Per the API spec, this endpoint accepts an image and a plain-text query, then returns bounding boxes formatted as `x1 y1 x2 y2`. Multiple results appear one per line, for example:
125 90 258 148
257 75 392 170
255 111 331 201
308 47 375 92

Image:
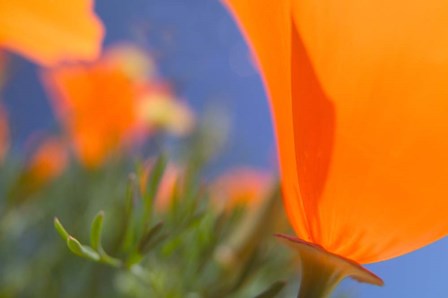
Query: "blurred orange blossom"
210 167 273 212
43 45 194 168
0 0 104 65
223 0 448 268
27 137 68 184
8 137 68 202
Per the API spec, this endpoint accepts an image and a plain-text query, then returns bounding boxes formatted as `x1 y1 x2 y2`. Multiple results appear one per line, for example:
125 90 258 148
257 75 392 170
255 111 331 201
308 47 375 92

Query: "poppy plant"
223 0 448 295
0 0 104 65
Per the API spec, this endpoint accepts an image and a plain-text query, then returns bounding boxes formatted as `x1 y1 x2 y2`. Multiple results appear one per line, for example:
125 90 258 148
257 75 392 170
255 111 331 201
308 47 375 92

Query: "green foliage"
50 159 295 297
0 117 300 297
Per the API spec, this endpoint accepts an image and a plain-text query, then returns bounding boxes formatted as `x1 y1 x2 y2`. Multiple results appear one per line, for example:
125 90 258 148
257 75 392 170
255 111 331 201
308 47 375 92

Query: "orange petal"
0 0 104 65
223 0 312 241
225 0 448 264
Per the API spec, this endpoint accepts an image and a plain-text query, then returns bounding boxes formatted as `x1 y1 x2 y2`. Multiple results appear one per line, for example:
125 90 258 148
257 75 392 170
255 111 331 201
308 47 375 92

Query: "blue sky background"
3 0 448 297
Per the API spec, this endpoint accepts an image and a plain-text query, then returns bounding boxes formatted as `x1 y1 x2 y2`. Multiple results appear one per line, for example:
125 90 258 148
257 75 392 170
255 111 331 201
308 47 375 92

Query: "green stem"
297 255 345 298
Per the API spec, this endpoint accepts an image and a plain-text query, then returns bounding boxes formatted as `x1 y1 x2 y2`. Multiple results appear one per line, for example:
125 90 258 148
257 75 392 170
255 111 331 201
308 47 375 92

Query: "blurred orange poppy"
224 0 448 266
27 137 68 183
210 167 273 212
0 0 104 65
9 137 68 203
43 45 193 168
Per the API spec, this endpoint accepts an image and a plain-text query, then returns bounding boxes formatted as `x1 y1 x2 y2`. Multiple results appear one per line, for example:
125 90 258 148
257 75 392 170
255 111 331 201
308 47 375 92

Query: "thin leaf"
88 211 123 267
90 210 104 251
138 221 165 254
54 217 69 241
121 174 143 253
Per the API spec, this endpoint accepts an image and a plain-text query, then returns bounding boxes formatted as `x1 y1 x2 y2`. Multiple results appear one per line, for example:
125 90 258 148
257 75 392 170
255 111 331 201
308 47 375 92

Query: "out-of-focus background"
2 1 448 297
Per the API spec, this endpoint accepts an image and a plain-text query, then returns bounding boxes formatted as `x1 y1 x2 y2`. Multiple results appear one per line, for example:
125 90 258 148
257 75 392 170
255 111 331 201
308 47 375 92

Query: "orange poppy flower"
43 46 147 167
0 0 104 65
210 167 273 212
223 0 448 267
43 45 192 168
27 137 68 183
9 137 68 203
